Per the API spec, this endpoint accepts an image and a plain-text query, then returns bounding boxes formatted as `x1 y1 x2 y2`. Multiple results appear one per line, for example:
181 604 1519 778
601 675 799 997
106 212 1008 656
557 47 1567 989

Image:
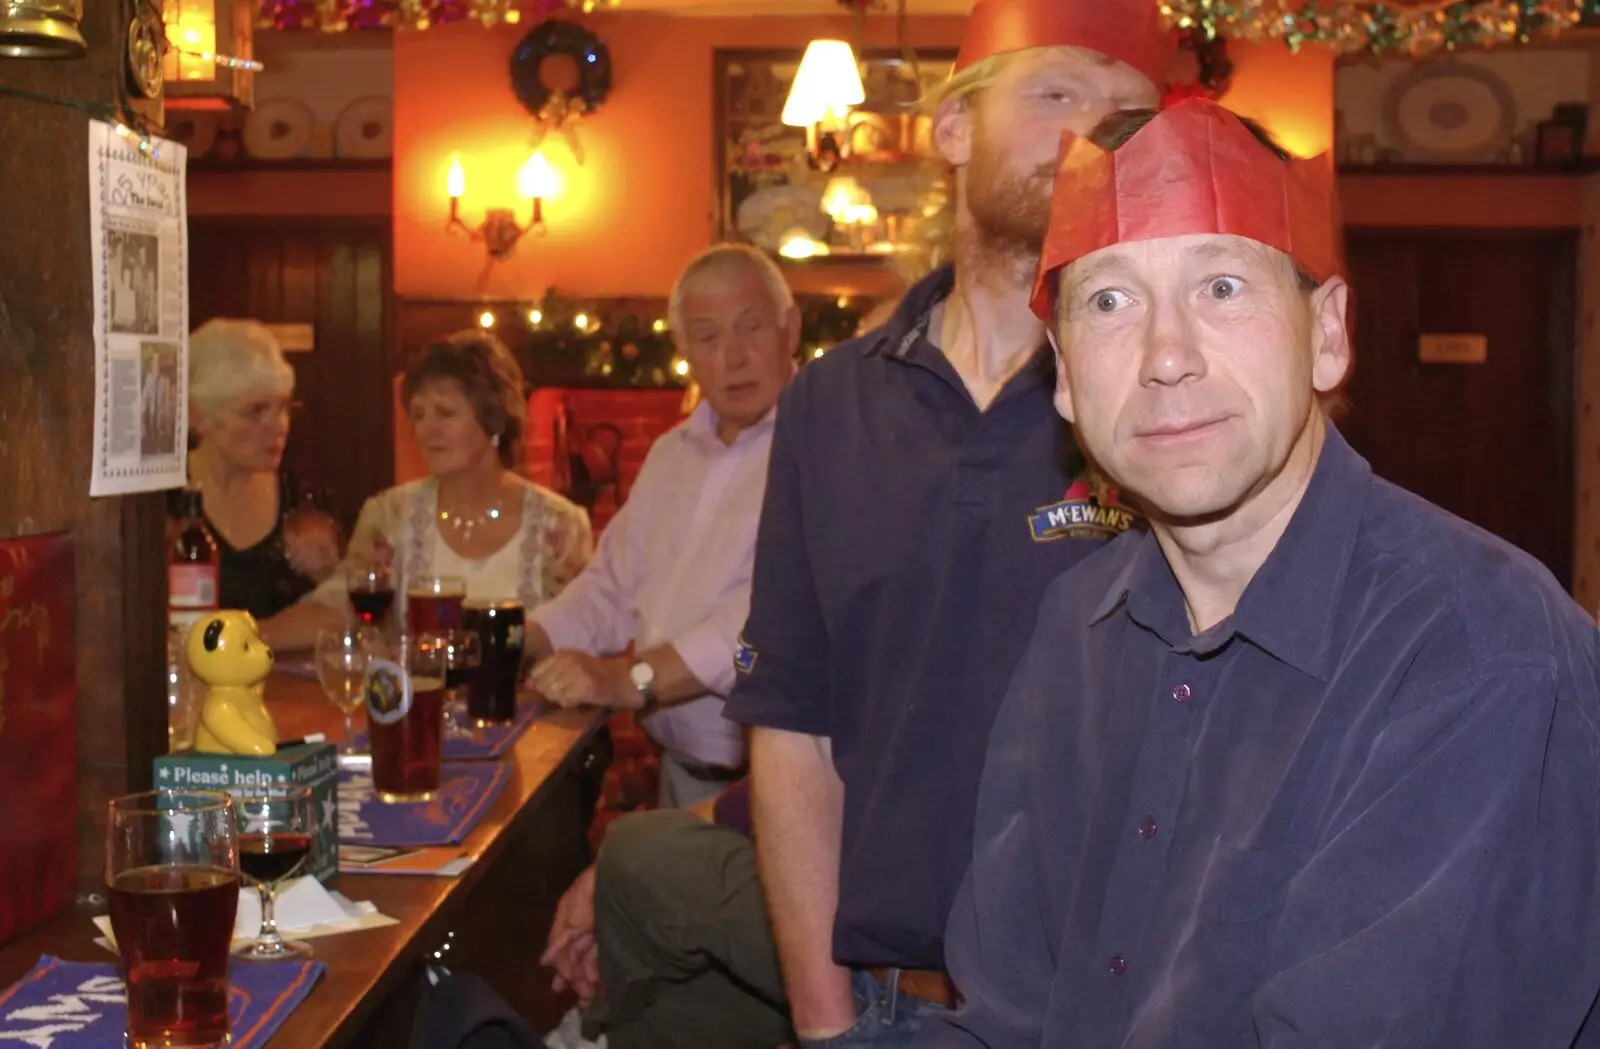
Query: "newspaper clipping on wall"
88 119 189 497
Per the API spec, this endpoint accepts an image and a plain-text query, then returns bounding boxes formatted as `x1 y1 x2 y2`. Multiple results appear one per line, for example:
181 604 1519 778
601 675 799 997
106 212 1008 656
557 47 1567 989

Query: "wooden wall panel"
0 0 168 902
1342 229 1578 588
188 220 396 530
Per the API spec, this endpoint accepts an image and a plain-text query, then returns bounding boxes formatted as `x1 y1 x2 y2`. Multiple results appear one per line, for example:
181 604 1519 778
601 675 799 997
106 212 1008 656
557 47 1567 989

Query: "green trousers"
585 809 794 1049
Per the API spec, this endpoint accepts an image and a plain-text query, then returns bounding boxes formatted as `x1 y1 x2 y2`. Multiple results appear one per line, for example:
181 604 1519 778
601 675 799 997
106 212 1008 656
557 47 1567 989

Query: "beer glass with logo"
463 599 525 724
364 633 447 802
106 790 240 1049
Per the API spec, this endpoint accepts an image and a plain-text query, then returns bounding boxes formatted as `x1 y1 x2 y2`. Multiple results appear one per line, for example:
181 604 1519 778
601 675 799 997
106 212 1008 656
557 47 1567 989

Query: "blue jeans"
799 970 950 1048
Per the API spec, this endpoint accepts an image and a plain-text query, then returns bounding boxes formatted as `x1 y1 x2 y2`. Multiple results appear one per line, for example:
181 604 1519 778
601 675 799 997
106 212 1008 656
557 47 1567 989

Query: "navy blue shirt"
926 427 1600 1049
725 267 1132 969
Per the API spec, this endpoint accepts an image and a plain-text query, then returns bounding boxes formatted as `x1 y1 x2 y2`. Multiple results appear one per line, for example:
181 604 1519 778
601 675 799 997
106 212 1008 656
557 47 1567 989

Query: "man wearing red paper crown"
922 99 1600 1049
725 0 1175 1045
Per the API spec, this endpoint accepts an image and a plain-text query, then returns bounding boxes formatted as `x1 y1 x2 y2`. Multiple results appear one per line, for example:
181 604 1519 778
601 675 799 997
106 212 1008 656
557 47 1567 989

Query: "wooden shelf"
1338 162 1600 176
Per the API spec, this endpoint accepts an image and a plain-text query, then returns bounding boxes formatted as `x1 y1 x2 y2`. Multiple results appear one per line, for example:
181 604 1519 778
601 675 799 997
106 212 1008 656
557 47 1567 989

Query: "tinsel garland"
258 0 616 31
1159 0 1600 56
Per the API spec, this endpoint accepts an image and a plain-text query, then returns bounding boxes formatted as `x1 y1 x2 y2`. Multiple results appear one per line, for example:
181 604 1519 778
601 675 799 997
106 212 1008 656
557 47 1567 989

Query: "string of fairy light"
1159 0 1600 56
472 294 865 364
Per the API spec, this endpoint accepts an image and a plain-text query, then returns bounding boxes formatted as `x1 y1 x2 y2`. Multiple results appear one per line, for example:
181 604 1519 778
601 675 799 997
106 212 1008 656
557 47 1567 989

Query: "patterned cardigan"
309 474 592 613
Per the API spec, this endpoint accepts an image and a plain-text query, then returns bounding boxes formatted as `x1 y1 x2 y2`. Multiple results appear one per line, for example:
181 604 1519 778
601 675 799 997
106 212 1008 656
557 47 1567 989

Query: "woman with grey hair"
177 318 343 619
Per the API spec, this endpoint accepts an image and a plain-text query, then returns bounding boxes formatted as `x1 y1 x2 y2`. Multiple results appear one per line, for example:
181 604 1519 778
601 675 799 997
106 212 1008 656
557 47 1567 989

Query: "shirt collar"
1091 425 1372 680
863 264 1054 396
863 266 955 359
683 398 776 451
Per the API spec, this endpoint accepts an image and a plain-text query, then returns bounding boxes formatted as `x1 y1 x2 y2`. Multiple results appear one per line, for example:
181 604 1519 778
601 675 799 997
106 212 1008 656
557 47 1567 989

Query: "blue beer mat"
441 700 544 760
0 955 323 1049
337 762 510 847
347 700 543 761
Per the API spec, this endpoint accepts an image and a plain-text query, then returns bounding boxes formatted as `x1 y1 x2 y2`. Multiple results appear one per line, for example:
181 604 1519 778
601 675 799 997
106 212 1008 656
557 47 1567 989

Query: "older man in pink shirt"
527 243 799 808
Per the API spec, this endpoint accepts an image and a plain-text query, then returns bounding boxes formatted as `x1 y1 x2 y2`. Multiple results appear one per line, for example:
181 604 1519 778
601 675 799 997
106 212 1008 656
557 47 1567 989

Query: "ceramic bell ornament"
0 0 88 59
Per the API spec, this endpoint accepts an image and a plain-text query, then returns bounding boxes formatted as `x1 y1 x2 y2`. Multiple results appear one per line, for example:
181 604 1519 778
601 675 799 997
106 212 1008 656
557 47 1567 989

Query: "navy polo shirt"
926 427 1600 1049
725 266 1131 970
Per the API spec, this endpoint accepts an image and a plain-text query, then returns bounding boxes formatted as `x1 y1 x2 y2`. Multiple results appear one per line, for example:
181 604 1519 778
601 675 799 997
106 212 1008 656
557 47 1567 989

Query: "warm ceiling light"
782 39 864 128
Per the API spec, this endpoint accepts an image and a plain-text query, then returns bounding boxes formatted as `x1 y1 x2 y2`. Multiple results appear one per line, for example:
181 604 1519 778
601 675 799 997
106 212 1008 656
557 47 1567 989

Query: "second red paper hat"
954 0 1177 87
1029 99 1337 323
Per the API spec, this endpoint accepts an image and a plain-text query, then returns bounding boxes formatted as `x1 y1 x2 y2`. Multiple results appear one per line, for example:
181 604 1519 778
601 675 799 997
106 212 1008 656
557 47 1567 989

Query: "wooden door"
188 219 394 530
1341 229 1577 589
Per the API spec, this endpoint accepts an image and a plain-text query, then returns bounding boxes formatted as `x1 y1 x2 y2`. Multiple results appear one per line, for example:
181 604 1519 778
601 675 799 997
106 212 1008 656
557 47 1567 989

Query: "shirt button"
1172 682 1193 703
1108 955 1127 975
1138 818 1157 840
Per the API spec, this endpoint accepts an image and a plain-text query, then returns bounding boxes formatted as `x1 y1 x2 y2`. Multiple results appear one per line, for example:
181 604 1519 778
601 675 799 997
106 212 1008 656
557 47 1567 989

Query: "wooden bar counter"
0 674 609 1045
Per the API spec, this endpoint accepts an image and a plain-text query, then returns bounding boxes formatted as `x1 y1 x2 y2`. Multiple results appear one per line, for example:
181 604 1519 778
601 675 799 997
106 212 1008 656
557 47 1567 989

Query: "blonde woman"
262 329 592 651
177 319 342 619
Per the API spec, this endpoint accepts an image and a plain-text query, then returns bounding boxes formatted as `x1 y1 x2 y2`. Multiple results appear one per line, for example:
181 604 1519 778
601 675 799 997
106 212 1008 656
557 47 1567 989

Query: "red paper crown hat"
954 0 1178 87
1029 98 1338 322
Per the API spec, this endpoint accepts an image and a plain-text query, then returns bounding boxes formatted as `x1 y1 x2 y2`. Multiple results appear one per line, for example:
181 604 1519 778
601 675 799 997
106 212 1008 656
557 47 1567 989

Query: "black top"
167 471 325 621
927 427 1600 1049
724 267 1138 969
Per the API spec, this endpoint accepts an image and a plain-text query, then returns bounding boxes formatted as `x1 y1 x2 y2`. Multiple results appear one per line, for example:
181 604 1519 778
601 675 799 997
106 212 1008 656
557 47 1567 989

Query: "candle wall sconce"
445 151 562 262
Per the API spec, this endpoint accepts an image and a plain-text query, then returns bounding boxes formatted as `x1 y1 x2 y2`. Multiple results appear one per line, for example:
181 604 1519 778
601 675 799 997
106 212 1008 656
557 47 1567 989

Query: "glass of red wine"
106 790 239 1049
230 785 316 962
348 564 396 630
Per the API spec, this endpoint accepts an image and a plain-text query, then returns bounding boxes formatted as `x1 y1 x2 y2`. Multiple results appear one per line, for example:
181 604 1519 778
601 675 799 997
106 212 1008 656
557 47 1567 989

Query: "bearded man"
724 1 1176 1044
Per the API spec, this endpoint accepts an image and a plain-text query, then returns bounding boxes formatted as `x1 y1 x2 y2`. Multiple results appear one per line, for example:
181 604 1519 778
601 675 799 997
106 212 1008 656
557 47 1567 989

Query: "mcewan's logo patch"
733 634 759 675
1028 473 1140 542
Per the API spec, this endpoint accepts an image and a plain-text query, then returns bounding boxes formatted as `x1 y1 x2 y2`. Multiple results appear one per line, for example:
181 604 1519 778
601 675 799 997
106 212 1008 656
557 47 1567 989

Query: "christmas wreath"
1162 30 1234 107
510 19 613 163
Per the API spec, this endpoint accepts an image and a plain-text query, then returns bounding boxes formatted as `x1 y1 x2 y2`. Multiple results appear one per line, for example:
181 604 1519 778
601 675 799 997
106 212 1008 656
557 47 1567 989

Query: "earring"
492 434 501 448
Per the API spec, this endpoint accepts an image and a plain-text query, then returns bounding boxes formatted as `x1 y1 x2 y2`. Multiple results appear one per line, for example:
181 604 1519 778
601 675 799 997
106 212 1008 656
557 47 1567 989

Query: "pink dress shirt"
530 401 773 767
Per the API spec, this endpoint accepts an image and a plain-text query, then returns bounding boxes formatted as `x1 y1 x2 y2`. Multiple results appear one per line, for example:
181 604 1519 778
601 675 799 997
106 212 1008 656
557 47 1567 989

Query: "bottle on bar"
168 487 219 641
167 488 219 752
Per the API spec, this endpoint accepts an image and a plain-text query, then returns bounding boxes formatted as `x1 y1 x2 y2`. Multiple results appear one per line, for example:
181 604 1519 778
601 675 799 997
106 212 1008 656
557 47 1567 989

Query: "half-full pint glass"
365 633 447 802
105 790 240 1049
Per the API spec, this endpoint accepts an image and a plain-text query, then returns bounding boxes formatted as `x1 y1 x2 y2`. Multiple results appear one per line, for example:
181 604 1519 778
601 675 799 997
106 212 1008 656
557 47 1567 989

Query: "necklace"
438 494 504 539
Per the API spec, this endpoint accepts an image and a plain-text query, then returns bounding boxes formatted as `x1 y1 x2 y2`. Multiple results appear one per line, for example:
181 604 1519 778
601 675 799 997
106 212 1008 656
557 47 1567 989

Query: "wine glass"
348 564 396 631
106 790 239 1049
439 629 482 739
230 785 316 962
317 626 372 755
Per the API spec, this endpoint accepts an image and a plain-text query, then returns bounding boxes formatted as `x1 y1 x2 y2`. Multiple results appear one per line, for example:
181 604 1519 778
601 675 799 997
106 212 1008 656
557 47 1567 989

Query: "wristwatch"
627 660 657 707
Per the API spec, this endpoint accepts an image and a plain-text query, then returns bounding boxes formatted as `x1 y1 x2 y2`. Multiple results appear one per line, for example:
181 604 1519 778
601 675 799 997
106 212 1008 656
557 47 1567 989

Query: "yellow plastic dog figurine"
187 610 277 756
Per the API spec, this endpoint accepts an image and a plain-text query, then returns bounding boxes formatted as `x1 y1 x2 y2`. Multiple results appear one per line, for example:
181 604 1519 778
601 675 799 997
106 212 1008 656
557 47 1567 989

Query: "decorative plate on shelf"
1380 60 1517 162
334 96 393 159
243 98 315 160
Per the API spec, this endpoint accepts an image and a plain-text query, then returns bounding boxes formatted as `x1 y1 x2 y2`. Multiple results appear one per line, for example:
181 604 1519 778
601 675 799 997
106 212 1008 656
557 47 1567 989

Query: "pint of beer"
105 790 239 1049
463 600 524 724
364 634 447 802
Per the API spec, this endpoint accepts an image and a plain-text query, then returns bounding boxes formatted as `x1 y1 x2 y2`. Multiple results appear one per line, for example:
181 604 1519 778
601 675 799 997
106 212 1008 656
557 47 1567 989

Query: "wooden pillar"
0 2 169 895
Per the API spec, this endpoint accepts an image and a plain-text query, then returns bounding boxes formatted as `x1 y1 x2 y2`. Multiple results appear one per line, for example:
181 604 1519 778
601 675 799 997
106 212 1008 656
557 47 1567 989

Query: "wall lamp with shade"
446 150 563 262
781 38 865 173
